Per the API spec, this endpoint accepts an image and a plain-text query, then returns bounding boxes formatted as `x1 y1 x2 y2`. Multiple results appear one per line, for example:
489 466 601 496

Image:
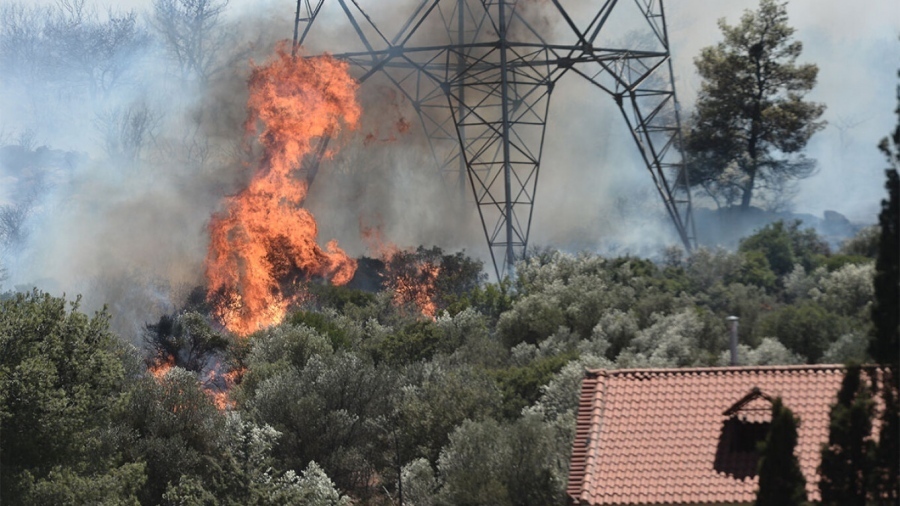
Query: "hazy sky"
21 0 899 221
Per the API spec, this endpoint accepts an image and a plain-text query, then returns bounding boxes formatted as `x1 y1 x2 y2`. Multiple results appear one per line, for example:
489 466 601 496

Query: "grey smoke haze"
1 0 898 337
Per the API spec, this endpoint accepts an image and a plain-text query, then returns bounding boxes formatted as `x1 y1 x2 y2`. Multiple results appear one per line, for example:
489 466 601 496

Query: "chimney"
726 316 739 366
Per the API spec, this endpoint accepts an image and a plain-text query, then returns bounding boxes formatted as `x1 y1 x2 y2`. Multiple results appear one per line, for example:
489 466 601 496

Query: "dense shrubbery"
0 224 883 504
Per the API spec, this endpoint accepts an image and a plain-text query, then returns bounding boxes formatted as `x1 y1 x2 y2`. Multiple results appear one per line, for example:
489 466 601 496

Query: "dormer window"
714 387 775 479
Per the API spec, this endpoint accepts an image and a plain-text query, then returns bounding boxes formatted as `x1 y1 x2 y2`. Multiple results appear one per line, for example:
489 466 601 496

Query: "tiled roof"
566 365 886 506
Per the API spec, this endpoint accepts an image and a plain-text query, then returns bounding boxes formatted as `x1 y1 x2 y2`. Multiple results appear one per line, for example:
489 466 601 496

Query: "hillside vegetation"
0 221 882 505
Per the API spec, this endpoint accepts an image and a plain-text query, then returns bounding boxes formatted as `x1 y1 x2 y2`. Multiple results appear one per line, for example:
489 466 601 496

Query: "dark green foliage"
757 301 847 362
21 462 147 506
870 81 900 504
869 169 899 370
117 369 225 504
246 352 396 498
819 366 875 506
741 223 797 277
737 250 778 291
308 282 377 311
289 310 352 350
450 278 516 321
396 363 502 465
756 398 808 506
375 320 447 365
821 254 872 272
739 220 830 278
436 414 563 506
0 290 133 503
433 249 488 307
840 226 881 259
871 377 899 505
686 0 825 209
491 353 575 419
496 293 566 347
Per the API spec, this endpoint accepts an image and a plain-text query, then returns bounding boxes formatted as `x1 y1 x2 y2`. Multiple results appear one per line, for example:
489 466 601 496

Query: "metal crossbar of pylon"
295 0 696 280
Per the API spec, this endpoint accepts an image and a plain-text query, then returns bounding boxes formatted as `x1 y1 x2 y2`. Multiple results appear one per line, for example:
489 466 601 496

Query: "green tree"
869 76 900 505
687 0 825 209
739 220 829 278
819 366 875 506
756 301 847 363
117 368 225 504
436 414 563 506
756 397 808 506
0 290 138 503
245 351 396 498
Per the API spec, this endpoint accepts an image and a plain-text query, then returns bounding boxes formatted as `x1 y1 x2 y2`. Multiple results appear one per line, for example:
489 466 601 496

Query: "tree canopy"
687 0 826 210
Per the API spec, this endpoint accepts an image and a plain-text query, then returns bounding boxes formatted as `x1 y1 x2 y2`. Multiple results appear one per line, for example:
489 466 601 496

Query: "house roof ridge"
584 363 859 377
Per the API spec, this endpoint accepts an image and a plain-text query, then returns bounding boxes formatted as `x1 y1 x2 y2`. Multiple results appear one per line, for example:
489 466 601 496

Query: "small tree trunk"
740 169 756 210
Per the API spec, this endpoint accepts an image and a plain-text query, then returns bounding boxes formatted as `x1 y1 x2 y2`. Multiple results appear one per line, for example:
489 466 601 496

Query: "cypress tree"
819 366 875 506
871 74 900 369
756 398 808 506
869 74 900 506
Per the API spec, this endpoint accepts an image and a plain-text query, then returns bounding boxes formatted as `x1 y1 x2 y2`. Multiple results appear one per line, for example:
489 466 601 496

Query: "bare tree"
149 0 230 84
45 0 149 98
1 0 148 99
94 101 162 164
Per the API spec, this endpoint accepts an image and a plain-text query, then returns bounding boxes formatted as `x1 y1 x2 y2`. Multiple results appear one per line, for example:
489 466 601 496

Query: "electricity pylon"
296 0 695 279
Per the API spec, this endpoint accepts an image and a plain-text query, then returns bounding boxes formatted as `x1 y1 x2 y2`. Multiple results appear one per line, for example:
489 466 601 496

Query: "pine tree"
687 0 826 210
819 366 875 506
756 398 808 506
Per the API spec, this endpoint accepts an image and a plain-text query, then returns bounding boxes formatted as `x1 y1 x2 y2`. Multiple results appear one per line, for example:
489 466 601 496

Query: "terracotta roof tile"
567 364 891 506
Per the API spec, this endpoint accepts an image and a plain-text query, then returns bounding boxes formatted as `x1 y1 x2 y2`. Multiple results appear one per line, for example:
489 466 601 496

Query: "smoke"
1 0 897 338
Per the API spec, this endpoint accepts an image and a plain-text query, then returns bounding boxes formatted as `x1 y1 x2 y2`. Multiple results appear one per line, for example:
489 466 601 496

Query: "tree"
869 72 900 506
756 397 808 506
0 290 138 503
819 366 875 506
149 0 230 84
144 311 228 373
687 0 825 210
436 414 563 506
738 220 830 277
34 0 148 99
117 367 225 504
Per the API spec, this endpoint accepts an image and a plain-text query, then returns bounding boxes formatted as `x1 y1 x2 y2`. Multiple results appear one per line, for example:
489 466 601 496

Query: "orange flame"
206 44 360 336
203 365 246 411
361 222 442 319
390 259 441 319
148 355 175 380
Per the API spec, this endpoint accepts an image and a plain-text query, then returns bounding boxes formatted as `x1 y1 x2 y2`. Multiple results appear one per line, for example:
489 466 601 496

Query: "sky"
16 0 900 225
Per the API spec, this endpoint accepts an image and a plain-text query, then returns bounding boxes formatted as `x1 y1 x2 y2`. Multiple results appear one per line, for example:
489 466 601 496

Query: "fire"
147 355 245 412
361 223 442 318
204 365 246 411
389 258 441 319
206 44 360 336
148 354 175 379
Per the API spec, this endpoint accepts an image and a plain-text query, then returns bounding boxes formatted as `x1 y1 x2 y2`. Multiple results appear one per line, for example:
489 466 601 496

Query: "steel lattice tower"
295 0 696 279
